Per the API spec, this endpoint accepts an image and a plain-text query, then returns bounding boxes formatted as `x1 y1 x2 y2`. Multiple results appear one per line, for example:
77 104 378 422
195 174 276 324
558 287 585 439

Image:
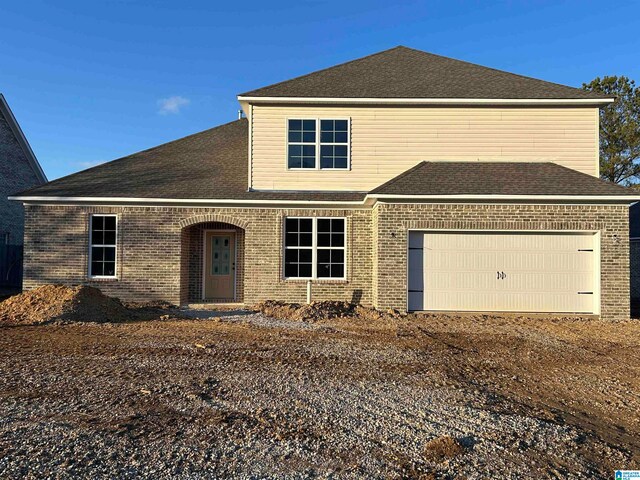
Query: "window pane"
335 120 348 131
285 263 298 278
92 216 104 231
299 263 312 278
285 218 299 232
335 145 347 156
332 219 345 232
317 233 330 247
288 155 301 169
104 231 116 245
104 247 116 262
320 119 333 131
320 131 333 143
317 263 331 278
285 232 298 247
335 132 348 143
104 216 116 230
302 132 315 143
289 131 302 142
289 119 302 130
299 233 312 247
317 219 331 233
285 249 299 264
299 248 312 263
317 249 330 263
302 145 315 156
334 157 348 169
91 261 103 276
299 219 313 232
103 262 116 276
289 145 302 156
92 246 104 261
331 249 344 263
302 119 315 130
92 231 104 245
332 264 344 278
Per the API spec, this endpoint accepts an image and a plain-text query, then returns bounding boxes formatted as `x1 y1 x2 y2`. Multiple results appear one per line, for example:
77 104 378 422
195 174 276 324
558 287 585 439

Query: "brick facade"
23 203 629 320
373 203 629 321
24 205 373 306
0 109 43 246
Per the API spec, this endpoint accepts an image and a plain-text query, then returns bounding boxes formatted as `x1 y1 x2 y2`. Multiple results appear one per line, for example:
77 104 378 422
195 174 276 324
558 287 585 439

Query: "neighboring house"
10 46 639 320
0 94 47 287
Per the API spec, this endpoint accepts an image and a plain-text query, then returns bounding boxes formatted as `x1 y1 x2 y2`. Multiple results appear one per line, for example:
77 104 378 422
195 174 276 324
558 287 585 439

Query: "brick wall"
23 205 373 306
23 203 629 320
373 203 629 321
0 110 43 246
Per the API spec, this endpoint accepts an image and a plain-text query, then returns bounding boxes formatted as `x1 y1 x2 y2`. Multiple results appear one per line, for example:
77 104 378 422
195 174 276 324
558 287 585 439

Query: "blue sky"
1 0 638 180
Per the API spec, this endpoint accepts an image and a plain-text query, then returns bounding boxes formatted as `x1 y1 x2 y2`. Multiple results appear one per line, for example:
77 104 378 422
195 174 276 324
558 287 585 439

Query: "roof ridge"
238 46 406 97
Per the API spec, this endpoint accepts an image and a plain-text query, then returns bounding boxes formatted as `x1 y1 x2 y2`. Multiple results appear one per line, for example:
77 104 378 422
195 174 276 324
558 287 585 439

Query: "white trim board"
238 96 614 106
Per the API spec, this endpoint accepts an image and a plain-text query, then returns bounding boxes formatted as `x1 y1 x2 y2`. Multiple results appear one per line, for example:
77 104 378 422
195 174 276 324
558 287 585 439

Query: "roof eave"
237 96 615 106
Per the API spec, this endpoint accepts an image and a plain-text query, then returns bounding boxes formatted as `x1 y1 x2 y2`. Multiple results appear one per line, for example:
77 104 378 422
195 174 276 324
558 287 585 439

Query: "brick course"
373 203 629 321
23 203 629 320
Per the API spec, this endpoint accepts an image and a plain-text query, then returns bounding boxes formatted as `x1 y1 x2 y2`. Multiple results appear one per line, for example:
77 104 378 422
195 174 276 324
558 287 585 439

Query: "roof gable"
239 46 610 102
0 94 47 184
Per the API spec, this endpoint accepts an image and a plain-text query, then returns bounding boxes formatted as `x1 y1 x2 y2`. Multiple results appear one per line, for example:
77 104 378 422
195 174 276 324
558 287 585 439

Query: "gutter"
237 96 615 107
9 193 640 207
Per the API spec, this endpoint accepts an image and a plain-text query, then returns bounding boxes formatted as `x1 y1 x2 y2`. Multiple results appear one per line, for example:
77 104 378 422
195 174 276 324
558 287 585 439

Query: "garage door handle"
497 271 506 280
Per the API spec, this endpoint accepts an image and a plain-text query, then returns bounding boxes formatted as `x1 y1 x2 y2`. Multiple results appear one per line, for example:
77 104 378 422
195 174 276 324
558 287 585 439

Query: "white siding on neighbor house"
249 105 599 191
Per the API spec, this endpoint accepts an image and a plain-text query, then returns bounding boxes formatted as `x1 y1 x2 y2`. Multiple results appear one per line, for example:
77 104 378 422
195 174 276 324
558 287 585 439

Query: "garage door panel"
410 232 596 314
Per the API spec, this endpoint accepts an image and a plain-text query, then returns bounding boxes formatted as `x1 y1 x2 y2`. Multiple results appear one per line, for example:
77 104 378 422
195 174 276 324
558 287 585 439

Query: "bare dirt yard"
0 294 639 479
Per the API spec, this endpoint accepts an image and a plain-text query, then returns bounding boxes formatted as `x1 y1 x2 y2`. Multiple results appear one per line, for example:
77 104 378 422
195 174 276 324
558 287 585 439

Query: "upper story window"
89 214 117 278
287 118 350 170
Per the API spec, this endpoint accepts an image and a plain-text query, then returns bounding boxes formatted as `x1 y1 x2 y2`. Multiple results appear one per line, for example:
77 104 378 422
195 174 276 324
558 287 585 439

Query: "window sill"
283 278 348 284
87 277 119 283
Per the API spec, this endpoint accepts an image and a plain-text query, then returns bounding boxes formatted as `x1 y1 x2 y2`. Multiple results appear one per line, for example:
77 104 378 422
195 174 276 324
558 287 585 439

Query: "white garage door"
408 231 597 314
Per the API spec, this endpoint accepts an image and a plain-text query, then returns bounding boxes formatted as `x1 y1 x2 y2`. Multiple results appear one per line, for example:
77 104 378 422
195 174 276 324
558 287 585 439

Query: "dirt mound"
0 285 134 325
253 300 397 322
423 436 465 463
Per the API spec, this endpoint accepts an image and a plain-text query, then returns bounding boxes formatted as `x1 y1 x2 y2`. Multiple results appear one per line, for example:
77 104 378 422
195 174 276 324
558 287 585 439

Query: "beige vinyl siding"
250 105 599 191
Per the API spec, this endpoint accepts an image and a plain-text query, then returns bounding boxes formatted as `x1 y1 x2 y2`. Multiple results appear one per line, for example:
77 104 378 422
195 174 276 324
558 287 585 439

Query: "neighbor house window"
284 217 346 279
287 119 350 170
89 214 117 277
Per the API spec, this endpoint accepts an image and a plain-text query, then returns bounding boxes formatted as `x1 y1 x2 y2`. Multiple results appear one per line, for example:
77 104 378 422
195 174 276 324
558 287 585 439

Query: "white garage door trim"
407 229 601 315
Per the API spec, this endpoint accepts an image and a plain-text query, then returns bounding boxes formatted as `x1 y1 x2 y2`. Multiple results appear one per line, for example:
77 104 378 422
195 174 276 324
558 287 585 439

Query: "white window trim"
285 118 351 171
283 217 347 280
88 214 118 279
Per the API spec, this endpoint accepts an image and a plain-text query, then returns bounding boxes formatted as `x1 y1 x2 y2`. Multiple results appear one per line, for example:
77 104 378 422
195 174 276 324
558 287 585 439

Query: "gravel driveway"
0 311 638 479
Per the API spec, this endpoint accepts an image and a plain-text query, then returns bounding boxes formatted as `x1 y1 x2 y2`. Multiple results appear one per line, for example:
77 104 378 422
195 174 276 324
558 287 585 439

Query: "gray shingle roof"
240 46 610 101
15 119 364 202
370 161 634 196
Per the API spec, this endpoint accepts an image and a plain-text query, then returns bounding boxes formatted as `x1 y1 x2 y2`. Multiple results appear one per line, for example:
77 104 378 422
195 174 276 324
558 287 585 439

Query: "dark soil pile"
423 436 465 463
0 285 134 325
253 300 397 322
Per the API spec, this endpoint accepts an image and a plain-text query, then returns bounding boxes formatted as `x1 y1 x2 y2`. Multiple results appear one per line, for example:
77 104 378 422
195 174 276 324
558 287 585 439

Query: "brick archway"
179 214 249 230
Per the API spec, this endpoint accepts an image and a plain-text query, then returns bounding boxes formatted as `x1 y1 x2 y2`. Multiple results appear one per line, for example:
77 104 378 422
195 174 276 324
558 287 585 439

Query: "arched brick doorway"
180 220 246 304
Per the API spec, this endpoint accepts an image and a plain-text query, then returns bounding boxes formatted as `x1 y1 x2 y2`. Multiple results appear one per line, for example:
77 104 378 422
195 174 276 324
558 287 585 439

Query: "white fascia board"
8 195 366 207
11 194 639 207
237 96 615 106
367 194 640 202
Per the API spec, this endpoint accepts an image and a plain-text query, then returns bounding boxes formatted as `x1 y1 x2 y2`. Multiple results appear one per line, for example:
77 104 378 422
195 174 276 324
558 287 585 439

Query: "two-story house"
11 47 638 320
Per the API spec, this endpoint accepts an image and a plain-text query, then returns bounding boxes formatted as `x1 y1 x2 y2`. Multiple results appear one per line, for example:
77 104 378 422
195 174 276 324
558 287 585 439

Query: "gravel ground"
0 310 639 479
